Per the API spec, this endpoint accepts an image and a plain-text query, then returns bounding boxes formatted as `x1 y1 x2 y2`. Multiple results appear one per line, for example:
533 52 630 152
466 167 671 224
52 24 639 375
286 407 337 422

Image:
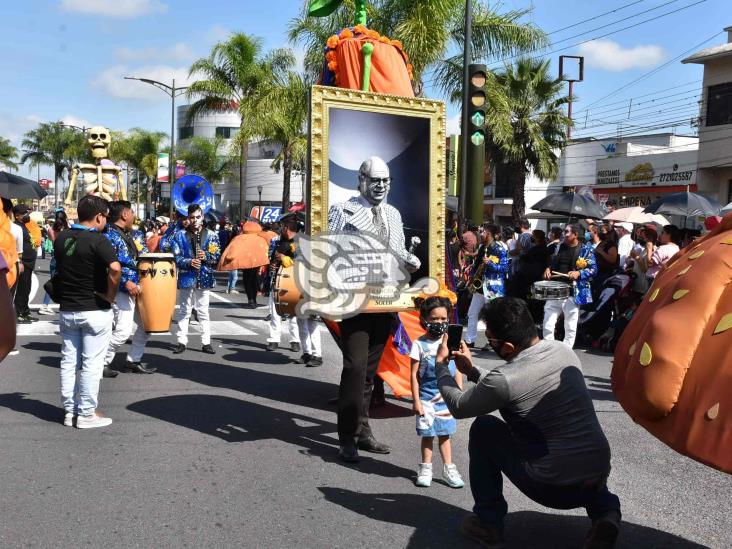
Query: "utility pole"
458 0 473 225
558 56 584 140
124 76 187 218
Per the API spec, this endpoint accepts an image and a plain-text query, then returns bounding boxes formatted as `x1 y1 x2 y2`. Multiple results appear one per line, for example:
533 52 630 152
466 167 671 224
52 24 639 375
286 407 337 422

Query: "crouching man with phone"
434 297 621 549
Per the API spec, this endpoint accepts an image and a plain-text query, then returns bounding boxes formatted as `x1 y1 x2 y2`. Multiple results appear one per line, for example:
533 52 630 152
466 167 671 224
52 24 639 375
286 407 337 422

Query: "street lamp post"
124 76 187 218
257 185 263 220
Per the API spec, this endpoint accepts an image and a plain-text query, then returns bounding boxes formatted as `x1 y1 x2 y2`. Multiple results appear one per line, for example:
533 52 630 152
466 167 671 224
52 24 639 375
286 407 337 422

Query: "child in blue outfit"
410 296 465 488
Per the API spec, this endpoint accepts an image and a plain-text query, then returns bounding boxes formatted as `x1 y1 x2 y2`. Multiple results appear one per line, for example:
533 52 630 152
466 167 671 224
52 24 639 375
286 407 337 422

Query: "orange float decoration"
217 221 272 271
0 208 18 289
612 212 732 473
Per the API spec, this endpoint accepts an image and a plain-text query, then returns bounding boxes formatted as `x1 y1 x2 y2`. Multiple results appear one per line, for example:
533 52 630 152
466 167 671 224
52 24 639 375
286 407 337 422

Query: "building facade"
176 104 303 220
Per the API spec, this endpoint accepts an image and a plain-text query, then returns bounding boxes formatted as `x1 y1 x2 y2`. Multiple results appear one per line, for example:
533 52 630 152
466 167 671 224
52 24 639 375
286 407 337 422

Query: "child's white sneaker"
443 463 465 488
415 463 432 487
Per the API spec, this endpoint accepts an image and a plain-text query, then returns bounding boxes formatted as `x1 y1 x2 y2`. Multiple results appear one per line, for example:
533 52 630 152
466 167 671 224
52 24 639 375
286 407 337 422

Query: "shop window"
178 126 194 140
706 82 732 127
215 127 239 139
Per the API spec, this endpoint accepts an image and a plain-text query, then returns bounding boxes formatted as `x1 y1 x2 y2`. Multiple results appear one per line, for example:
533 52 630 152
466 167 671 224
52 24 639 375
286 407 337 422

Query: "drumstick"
551 271 571 278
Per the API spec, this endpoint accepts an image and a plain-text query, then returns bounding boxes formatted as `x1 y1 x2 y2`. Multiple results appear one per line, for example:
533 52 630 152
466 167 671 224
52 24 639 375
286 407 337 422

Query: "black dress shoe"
201 344 216 354
357 436 391 454
172 343 186 354
16 317 31 325
25 315 40 322
102 367 119 378
126 362 157 374
338 443 359 463
296 353 312 365
290 341 301 353
307 356 323 367
465 342 475 349
265 342 278 351
248 299 258 308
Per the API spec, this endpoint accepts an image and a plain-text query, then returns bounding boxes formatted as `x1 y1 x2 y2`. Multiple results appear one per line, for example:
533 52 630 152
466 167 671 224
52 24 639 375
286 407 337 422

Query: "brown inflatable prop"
612 213 732 473
0 209 18 288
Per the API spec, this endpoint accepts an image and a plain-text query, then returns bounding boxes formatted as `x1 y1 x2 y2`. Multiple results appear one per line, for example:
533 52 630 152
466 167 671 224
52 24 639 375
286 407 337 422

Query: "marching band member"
542 224 597 349
265 213 303 355
464 224 509 348
101 200 155 376
171 204 221 355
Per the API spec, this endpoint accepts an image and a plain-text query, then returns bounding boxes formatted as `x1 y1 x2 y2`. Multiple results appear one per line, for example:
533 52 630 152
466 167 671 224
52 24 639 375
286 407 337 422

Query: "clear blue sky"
1 0 729 181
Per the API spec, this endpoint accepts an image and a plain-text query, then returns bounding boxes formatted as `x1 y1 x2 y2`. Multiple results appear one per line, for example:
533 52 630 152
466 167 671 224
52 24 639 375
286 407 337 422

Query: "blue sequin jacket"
171 228 221 289
470 242 510 298
103 225 148 292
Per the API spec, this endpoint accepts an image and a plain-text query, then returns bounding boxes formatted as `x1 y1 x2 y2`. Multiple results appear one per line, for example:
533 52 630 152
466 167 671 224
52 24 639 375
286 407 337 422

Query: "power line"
571 81 701 115
573 89 701 119
546 0 647 34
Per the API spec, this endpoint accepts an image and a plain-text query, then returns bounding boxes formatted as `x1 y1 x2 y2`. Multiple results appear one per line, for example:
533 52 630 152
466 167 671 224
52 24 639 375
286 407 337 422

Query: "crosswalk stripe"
16 320 259 337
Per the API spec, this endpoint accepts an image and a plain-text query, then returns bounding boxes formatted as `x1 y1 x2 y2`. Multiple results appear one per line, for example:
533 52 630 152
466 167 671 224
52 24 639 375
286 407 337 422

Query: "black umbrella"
531 192 606 220
643 191 721 218
204 209 225 223
0 171 48 199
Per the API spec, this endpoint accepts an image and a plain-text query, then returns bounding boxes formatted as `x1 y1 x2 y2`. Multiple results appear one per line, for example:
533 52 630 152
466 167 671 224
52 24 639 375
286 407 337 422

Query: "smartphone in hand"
447 324 464 352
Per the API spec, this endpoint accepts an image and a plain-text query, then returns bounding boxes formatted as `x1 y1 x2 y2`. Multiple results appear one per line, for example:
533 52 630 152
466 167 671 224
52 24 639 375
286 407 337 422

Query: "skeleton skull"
88 126 111 159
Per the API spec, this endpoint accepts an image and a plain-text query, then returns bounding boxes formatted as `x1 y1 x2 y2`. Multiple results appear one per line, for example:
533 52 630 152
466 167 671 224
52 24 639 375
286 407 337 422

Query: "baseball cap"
13 204 30 215
616 222 633 233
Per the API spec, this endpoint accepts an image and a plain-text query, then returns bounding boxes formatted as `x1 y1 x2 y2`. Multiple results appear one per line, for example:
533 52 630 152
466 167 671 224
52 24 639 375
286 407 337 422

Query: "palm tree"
186 33 294 219
178 136 232 185
20 122 78 208
289 0 546 97
0 137 18 170
485 58 571 224
240 70 309 210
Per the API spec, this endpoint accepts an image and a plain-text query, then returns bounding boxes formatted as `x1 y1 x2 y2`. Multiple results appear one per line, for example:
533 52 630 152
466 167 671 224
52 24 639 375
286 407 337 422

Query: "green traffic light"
471 111 485 127
471 131 485 146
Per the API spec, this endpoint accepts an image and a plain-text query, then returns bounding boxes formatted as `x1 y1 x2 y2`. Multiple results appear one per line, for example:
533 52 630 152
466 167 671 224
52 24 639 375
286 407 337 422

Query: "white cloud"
115 42 193 63
60 114 93 129
446 114 461 136
92 64 193 100
578 39 665 72
207 25 231 43
60 0 167 17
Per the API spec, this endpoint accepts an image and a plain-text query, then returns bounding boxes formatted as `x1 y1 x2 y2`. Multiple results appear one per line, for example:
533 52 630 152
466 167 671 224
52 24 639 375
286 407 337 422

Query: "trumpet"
468 262 486 294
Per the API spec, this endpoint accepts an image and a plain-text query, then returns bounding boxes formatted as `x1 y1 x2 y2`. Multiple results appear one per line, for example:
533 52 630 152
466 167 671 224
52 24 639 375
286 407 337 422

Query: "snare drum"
531 280 573 301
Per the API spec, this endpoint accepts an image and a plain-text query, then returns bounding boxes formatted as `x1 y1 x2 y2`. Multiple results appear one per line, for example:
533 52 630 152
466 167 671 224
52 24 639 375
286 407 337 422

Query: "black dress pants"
14 262 33 317
337 313 392 444
242 267 259 302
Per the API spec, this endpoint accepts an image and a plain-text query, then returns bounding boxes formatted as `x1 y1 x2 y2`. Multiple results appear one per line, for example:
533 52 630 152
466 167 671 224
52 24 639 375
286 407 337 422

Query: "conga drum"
274 265 301 317
137 253 177 333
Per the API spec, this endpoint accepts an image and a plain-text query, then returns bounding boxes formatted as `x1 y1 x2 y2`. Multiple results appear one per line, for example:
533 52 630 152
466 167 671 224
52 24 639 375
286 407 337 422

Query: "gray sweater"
436 339 611 485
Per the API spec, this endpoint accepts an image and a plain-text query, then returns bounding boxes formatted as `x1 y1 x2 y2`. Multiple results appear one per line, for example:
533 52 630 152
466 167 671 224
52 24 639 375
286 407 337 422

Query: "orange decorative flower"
327 60 338 72
326 35 339 49
407 63 414 79
391 39 403 50
378 35 390 44
326 50 337 62
367 29 380 39
353 24 368 35
339 28 354 40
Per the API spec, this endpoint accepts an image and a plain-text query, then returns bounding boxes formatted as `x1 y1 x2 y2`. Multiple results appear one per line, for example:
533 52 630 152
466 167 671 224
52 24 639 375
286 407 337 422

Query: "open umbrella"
603 206 669 226
531 192 606 220
0 171 48 199
643 191 721 218
721 202 732 216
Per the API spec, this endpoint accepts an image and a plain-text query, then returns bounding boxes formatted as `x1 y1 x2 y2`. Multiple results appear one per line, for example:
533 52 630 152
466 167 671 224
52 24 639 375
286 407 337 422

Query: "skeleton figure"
65 126 126 204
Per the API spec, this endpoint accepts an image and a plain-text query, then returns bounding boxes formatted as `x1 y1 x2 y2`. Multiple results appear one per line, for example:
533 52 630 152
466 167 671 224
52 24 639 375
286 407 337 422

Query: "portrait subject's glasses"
369 177 391 185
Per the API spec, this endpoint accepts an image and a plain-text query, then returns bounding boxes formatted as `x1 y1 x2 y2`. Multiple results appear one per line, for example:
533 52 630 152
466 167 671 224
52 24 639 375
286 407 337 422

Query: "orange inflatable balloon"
612 212 732 473
0 209 18 288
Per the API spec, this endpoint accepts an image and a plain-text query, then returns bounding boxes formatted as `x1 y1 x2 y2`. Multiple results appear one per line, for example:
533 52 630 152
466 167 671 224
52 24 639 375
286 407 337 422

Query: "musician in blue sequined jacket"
171 217 221 289
104 220 148 293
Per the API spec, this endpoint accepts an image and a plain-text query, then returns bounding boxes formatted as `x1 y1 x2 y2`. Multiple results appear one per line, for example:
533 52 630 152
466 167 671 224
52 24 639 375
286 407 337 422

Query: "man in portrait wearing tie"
328 156 420 462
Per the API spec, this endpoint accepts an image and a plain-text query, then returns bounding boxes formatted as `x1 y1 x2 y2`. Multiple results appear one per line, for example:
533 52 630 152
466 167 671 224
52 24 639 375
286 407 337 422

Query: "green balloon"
308 0 343 17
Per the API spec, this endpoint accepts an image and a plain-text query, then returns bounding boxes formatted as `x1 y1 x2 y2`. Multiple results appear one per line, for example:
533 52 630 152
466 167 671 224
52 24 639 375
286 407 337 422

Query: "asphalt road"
0 258 729 548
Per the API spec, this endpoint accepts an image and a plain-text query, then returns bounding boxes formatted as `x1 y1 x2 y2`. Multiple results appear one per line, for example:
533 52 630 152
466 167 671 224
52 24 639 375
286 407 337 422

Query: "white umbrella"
721 202 732 216
603 206 669 226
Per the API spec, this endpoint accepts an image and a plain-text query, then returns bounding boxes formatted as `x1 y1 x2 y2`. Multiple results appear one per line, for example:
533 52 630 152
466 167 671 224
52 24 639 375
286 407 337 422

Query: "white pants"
104 291 150 366
297 316 322 357
176 288 211 345
466 292 489 344
542 297 580 349
267 292 299 344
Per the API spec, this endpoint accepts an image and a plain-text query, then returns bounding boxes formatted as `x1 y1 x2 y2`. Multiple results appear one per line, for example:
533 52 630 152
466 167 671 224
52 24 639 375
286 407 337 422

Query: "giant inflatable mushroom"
612 213 732 473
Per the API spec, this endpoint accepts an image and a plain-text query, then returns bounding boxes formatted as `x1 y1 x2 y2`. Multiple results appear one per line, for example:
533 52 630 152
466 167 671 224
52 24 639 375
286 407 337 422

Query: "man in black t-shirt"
12 204 37 323
54 195 121 429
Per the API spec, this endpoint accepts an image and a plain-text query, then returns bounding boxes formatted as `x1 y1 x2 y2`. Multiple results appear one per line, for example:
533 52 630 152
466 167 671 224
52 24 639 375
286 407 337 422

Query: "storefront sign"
594 150 697 189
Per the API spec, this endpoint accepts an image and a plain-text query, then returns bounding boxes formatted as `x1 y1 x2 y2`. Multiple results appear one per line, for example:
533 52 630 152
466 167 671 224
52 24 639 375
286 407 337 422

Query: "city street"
0 259 729 548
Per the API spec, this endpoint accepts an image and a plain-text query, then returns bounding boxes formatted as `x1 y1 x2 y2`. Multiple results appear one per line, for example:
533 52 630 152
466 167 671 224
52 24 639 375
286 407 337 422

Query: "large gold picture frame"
308 85 447 283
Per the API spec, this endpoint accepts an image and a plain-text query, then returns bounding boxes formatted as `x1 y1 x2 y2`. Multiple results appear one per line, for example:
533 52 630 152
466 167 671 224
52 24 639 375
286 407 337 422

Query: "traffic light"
467 64 487 224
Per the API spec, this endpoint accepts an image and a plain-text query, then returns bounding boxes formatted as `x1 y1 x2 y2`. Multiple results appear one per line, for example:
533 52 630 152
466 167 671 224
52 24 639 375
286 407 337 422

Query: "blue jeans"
59 309 113 417
469 416 621 527
227 269 238 291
